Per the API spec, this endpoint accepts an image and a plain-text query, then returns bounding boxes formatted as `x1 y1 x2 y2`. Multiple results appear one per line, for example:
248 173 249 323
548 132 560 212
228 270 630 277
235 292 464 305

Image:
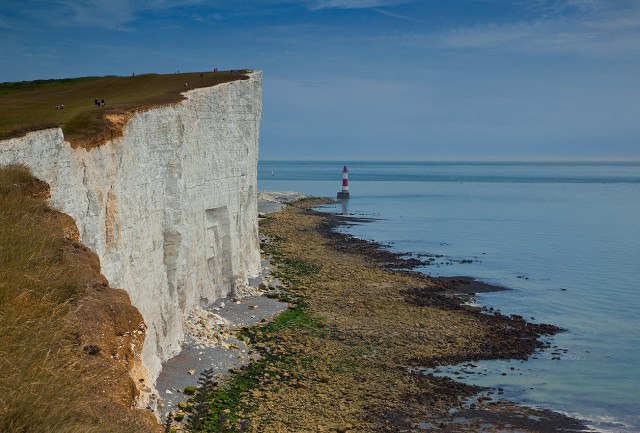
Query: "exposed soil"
236 198 589 433
5 174 160 432
51 187 162 431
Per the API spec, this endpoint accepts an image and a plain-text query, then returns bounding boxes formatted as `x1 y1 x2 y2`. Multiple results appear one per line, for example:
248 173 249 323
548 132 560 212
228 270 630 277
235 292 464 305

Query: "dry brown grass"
0 164 159 433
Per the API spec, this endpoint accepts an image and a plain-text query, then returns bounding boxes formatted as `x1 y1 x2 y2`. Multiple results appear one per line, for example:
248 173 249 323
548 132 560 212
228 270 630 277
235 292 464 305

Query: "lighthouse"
337 165 350 199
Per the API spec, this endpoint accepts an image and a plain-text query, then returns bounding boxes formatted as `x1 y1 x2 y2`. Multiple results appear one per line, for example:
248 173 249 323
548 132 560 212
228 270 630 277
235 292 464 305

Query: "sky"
1 0 639 160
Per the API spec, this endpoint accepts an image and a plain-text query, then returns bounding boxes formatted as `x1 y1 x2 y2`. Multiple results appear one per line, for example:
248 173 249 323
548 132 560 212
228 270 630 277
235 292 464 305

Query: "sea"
258 160 640 433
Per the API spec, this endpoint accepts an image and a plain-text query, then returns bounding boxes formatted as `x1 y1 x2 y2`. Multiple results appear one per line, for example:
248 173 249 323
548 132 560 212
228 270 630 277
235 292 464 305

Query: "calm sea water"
258 160 640 433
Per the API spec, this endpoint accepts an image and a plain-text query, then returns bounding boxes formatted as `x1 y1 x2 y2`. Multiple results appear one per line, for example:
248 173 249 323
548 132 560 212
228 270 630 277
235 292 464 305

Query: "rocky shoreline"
236 197 590 432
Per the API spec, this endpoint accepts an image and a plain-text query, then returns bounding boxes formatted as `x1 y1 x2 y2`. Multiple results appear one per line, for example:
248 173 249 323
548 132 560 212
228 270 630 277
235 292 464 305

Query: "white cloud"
415 1 640 59
372 7 421 22
57 0 137 29
8 0 211 30
310 0 409 11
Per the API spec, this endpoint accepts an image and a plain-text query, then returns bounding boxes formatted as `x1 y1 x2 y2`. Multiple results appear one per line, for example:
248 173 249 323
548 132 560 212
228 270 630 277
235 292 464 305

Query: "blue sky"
1 0 639 160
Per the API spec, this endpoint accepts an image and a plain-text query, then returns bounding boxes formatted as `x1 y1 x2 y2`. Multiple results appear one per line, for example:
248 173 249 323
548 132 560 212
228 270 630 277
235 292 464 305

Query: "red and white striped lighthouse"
337 165 350 199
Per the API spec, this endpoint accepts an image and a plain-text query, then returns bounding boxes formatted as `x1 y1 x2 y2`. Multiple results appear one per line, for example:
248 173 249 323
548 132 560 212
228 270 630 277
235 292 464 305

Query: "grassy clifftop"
0 70 249 147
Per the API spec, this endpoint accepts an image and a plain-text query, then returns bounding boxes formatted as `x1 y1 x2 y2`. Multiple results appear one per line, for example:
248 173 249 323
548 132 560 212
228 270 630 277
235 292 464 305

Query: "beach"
258 160 640 432
231 197 589 432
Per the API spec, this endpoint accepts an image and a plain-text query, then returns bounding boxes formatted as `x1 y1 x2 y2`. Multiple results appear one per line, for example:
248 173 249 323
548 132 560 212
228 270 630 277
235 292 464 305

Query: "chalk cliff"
0 71 262 381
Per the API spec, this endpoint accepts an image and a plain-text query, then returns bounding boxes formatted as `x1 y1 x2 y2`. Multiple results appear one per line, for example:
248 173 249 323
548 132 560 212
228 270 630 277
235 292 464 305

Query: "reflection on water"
339 198 349 215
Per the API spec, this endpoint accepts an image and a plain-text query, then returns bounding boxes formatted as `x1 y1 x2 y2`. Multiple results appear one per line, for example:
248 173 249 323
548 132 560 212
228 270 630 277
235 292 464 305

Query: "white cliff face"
0 72 262 380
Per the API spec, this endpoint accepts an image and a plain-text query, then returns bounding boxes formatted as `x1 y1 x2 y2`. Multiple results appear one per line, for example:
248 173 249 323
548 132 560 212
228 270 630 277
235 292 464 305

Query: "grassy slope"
0 70 248 143
0 165 160 433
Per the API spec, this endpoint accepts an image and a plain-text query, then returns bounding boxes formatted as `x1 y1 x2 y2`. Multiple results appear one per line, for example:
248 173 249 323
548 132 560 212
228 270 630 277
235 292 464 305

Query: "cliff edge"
0 165 160 432
0 71 263 382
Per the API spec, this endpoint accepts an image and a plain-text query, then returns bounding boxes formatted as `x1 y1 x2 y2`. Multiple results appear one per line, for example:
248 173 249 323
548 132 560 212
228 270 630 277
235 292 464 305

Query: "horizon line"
259 156 640 163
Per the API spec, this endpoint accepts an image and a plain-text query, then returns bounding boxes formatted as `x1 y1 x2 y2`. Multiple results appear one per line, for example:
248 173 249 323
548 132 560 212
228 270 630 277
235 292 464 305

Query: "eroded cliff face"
0 71 262 381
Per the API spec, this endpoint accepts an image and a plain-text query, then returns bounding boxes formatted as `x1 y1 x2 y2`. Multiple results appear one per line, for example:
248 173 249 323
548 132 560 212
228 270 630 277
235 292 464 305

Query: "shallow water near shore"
258 160 640 433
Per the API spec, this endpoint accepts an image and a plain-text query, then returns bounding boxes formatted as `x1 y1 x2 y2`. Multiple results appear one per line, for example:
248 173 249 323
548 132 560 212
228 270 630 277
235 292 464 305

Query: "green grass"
0 70 249 143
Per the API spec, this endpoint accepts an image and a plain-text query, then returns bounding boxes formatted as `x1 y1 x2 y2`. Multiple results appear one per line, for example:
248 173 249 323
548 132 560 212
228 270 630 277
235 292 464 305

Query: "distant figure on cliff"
184 82 189 88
